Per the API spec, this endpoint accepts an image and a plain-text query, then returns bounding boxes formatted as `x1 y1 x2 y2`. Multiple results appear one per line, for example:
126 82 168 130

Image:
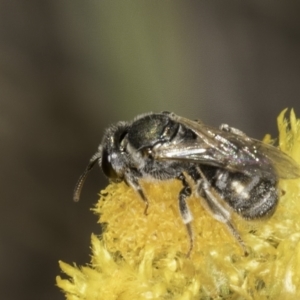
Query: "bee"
74 111 300 256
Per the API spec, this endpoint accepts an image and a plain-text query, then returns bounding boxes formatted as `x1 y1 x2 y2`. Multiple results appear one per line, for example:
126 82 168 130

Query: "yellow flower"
57 109 300 299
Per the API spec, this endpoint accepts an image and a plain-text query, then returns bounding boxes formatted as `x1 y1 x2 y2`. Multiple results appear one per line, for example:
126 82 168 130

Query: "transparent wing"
251 139 300 179
153 113 300 179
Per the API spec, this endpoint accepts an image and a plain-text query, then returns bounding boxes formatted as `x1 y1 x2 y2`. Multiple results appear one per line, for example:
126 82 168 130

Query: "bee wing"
154 113 300 179
251 139 300 179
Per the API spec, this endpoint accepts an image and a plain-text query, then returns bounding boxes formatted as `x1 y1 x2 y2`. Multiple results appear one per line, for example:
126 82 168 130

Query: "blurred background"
1 1 300 299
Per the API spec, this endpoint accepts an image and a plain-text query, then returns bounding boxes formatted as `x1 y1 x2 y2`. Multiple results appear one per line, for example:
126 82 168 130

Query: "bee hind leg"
219 124 250 140
196 170 249 255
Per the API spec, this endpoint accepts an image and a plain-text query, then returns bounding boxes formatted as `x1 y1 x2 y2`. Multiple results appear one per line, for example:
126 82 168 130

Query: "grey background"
1 1 300 299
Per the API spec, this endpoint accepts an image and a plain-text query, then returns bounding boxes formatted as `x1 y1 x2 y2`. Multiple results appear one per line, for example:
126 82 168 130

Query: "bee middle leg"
177 173 194 257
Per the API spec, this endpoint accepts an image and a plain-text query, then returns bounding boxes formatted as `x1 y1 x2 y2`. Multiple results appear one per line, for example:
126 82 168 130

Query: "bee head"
73 121 130 202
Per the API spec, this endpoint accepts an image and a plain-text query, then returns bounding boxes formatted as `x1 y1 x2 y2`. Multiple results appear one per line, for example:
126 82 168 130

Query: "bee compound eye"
101 148 119 179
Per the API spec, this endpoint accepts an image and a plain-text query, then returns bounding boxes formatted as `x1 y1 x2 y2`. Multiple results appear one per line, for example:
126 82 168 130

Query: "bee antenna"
73 152 102 202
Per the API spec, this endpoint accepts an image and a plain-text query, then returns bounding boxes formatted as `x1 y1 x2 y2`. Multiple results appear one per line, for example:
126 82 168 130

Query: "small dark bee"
74 112 300 256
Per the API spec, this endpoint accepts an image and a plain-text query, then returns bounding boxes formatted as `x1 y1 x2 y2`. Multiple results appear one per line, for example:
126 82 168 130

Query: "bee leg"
177 173 194 257
196 173 248 255
124 170 149 215
219 124 249 139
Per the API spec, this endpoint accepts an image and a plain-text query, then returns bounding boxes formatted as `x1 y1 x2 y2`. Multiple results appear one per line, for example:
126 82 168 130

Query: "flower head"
57 109 300 299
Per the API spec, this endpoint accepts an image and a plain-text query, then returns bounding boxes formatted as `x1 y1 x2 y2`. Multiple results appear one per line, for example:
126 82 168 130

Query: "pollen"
57 109 300 299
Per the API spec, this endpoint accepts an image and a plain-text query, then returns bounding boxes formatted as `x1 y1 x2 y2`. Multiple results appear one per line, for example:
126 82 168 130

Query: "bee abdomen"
215 170 279 220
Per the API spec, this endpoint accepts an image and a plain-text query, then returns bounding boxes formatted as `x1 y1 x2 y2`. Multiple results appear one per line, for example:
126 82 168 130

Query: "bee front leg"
196 170 248 255
124 170 149 215
177 173 194 257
